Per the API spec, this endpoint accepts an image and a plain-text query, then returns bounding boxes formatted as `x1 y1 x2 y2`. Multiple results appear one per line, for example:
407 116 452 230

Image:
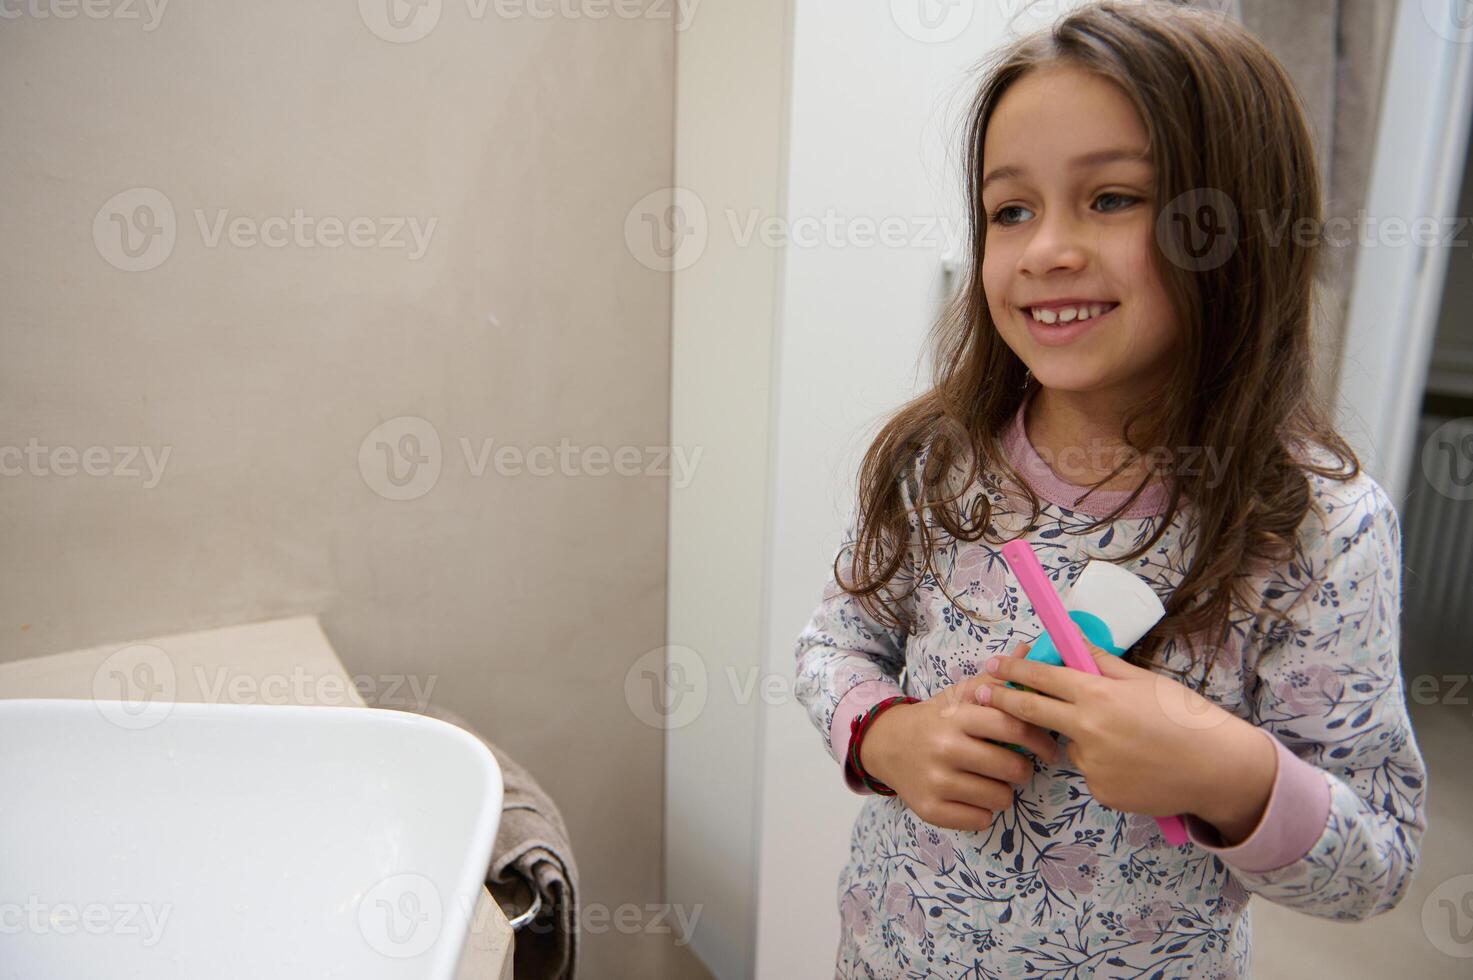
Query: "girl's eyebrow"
981 147 1151 194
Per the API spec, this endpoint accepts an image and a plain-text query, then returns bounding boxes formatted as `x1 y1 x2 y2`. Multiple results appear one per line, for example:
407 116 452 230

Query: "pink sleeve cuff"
830 679 907 795
1184 728 1331 873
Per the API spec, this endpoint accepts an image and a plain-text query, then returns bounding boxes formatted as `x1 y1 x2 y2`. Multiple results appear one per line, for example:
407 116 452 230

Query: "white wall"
666 2 791 978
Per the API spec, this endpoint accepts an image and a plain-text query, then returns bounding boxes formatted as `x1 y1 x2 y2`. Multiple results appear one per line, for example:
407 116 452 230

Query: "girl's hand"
861 644 1063 834
974 641 1276 839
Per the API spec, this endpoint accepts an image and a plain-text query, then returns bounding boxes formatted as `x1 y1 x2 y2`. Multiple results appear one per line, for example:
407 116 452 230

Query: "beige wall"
0 3 688 975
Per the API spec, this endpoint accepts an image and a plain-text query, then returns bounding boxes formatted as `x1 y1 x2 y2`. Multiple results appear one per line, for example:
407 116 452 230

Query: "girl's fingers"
976 681 1078 738
972 642 1032 693
982 653 1091 703
954 735 1043 786
956 704 1060 763
930 800 996 833
970 642 1034 691
941 769 1019 813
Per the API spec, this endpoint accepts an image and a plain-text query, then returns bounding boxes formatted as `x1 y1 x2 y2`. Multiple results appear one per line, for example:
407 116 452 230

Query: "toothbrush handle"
1000 541 1189 847
1000 540 1100 676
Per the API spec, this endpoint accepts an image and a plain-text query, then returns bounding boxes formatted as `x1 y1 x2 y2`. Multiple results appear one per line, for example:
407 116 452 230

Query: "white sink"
0 698 503 980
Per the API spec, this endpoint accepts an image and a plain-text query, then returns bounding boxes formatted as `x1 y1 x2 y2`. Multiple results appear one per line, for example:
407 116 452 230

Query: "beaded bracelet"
846 695 920 796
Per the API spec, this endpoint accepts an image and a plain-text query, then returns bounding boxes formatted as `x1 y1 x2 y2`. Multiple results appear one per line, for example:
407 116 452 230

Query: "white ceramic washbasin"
0 698 503 980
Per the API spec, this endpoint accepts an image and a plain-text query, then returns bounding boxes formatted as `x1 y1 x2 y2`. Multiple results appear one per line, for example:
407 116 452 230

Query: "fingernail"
975 684 991 705
985 657 1001 674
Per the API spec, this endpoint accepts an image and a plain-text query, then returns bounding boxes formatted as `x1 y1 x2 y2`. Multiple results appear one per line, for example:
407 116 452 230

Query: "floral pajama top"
794 394 1428 978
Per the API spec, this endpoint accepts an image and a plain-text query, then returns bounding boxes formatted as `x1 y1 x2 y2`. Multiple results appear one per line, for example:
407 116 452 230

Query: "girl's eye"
1094 192 1140 213
988 205 1031 227
987 193 1140 228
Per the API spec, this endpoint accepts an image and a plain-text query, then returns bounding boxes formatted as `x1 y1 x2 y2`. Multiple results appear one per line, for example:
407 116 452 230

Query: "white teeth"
1030 303 1114 324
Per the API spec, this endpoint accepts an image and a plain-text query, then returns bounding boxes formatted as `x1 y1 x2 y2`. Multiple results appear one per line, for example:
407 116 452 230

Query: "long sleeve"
794 480 920 795
1182 475 1428 921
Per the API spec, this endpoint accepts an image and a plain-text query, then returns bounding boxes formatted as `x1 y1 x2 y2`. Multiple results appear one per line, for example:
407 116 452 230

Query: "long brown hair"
837 0 1358 675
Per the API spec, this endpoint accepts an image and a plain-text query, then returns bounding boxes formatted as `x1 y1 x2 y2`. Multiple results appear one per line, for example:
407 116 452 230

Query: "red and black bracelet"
846 695 920 796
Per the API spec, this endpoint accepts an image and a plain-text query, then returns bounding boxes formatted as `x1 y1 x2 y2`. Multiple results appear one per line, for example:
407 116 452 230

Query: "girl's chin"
1026 365 1115 393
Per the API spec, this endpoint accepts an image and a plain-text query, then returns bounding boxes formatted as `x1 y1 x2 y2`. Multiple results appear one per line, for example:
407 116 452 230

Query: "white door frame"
1337 0 1473 506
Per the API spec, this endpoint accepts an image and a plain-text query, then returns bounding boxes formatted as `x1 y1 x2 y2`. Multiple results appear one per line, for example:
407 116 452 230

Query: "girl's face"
980 64 1181 399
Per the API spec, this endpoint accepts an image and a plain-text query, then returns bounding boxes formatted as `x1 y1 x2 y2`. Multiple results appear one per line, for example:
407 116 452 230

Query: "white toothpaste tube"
1024 560 1166 667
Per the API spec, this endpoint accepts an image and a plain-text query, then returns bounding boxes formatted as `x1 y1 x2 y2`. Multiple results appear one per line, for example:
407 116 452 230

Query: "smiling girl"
793 2 1428 976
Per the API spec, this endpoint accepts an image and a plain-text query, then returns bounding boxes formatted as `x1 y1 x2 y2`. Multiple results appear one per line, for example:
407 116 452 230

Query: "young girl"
793 3 1428 976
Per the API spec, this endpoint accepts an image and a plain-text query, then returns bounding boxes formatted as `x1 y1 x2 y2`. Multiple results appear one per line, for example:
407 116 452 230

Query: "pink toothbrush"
1000 540 1190 847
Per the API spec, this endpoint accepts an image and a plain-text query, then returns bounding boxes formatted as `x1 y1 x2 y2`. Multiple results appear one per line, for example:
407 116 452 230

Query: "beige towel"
402 702 579 980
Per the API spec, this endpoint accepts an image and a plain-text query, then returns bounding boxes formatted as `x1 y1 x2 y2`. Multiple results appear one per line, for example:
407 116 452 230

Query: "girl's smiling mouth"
1022 300 1119 346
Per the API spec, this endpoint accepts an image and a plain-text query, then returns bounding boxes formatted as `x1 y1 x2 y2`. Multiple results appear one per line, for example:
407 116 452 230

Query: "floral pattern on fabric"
796 447 1427 979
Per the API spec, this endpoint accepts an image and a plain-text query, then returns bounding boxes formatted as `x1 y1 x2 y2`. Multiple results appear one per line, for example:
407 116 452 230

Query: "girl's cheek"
980 264 1013 328
1110 221 1155 286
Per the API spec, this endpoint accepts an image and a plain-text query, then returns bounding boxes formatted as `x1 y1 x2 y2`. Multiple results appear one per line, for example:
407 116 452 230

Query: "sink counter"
0 616 514 980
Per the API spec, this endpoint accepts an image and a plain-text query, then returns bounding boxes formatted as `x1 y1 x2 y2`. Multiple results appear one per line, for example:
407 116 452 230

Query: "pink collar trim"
999 388 1171 519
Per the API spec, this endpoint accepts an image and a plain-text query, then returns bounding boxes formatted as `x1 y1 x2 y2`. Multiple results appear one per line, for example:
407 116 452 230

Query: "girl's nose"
1018 215 1089 277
